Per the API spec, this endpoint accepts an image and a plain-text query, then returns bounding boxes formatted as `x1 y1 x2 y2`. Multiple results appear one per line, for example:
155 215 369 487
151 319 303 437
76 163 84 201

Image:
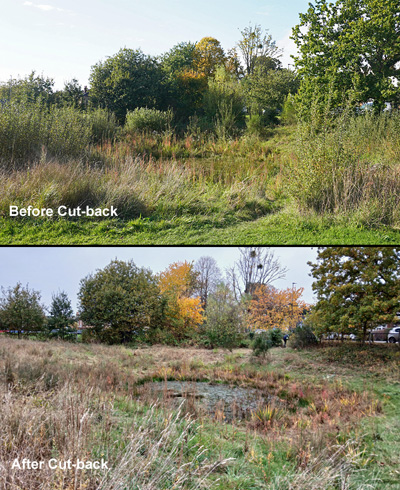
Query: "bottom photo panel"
0 246 399 490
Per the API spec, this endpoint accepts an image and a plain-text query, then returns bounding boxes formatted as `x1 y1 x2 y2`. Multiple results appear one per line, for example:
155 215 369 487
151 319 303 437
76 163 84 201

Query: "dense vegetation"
0 3 399 244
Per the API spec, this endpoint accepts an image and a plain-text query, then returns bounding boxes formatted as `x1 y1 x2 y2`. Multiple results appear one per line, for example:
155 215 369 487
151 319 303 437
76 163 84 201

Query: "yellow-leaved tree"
193 37 226 77
249 285 308 332
158 261 204 340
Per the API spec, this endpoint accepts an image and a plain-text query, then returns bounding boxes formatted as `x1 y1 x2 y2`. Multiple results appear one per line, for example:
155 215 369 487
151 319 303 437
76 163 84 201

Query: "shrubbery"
0 102 118 167
290 325 319 349
125 107 173 133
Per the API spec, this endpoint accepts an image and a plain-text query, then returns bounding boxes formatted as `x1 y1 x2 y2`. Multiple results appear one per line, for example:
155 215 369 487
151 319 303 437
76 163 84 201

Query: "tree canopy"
292 0 400 115
309 247 400 340
0 283 46 338
89 48 164 122
78 259 165 343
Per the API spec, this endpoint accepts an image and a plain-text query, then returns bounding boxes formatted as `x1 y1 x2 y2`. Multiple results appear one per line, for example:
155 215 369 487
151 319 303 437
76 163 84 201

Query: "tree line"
0 25 298 136
2 0 398 136
1 247 400 348
0 248 307 349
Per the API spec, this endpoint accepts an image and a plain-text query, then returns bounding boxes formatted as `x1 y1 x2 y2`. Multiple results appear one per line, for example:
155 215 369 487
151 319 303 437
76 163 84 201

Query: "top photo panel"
1 0 399 245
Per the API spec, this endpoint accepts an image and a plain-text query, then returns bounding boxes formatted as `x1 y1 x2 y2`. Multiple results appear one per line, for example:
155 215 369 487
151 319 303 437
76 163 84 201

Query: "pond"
144 380 274 422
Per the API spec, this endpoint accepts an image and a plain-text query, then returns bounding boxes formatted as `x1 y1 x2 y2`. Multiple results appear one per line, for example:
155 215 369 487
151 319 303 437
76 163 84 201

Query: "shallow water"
147 380 273 421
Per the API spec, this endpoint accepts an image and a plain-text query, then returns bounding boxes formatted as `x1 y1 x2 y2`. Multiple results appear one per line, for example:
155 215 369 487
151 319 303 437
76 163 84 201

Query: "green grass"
1 110 400 244
1 211 400 244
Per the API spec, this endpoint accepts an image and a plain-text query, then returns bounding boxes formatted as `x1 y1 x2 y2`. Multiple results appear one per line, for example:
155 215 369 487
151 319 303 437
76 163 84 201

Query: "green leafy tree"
54 79 85 108
309 247 400 341
237 24 281 76
47 291 75 339
78 260 165 344
0 283 46 338
89 48 164 122
243 62 299 122
160 42 202 120
203 283 244 350
292 0 400 116
0 72 54 105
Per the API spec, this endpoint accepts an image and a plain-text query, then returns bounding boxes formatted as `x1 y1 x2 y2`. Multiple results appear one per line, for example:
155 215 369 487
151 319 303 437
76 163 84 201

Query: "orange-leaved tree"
158 261 204 339
249 285 308 332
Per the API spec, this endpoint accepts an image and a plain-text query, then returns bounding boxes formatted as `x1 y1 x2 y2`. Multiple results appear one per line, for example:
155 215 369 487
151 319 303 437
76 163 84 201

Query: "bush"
245 114 265 136
268 328 284 347
290 325 319 349
252 332 273 358
86 108 119 143
125 107 173 133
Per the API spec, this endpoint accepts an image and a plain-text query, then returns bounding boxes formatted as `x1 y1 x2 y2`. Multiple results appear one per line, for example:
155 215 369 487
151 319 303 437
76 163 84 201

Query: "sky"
0 247 318 312
0 0 309 89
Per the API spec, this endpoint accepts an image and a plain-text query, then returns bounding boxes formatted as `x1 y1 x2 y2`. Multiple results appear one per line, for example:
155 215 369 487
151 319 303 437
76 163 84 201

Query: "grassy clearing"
0 337 399 489
1 108 400 244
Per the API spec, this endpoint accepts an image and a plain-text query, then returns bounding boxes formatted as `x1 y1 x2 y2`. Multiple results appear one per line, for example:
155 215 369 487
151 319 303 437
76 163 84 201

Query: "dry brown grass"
0 337 385 489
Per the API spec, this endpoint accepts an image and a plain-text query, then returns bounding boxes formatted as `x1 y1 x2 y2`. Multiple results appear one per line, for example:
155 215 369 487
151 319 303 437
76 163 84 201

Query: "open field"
1 337 399 489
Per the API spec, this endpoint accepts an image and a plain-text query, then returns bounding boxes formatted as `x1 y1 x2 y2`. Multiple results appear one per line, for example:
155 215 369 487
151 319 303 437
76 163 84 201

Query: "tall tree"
89 48 164 122
0 283 45 338
227 247 288 301
193 37 226 77
203 283 244 350
292 0 400 116
309 247 400 340
237 24 281 76
78 260 164 343
158 261 204 339
47 291 75 339
249 285 308 331
194 256 222 309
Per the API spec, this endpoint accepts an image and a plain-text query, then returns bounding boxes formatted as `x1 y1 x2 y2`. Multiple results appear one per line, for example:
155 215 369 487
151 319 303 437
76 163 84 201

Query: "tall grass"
0 102 118 167
287 110 400 226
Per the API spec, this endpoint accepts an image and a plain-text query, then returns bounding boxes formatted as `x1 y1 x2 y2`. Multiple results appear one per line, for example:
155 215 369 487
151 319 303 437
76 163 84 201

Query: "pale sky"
0 247 317 311
0 0 308 88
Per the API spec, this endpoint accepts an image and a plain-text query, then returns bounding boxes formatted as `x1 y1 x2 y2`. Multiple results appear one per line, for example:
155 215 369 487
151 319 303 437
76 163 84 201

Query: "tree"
89 48 164 122
158 261 204 340
0 72 54 105
47 291 75 339
292 0 400 116
203 283 244 350
309 247 400 341
243 63 299 121
160 42 202 119
160 42 197 76
194 256 222 310
227 247 288 301
78 260 164 343
237 24 282 76
249 285 308 331
54 79 85 108
0 283 46 338
193 37 226 77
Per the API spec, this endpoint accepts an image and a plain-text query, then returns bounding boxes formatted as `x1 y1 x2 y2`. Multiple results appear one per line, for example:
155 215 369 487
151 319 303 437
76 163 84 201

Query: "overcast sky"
0 0 308 88
0 247 318 312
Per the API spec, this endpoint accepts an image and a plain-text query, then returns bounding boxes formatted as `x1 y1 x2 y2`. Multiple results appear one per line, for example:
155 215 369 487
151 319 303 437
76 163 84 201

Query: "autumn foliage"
158 261 204 339
249 285 308 331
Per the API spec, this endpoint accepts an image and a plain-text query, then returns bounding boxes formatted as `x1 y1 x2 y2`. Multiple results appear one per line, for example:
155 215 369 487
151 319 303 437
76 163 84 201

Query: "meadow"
1 103 400 244
0 336 399 489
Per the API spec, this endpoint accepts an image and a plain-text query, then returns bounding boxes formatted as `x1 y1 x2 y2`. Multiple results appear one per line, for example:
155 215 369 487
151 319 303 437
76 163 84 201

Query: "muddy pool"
144 380 274 421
